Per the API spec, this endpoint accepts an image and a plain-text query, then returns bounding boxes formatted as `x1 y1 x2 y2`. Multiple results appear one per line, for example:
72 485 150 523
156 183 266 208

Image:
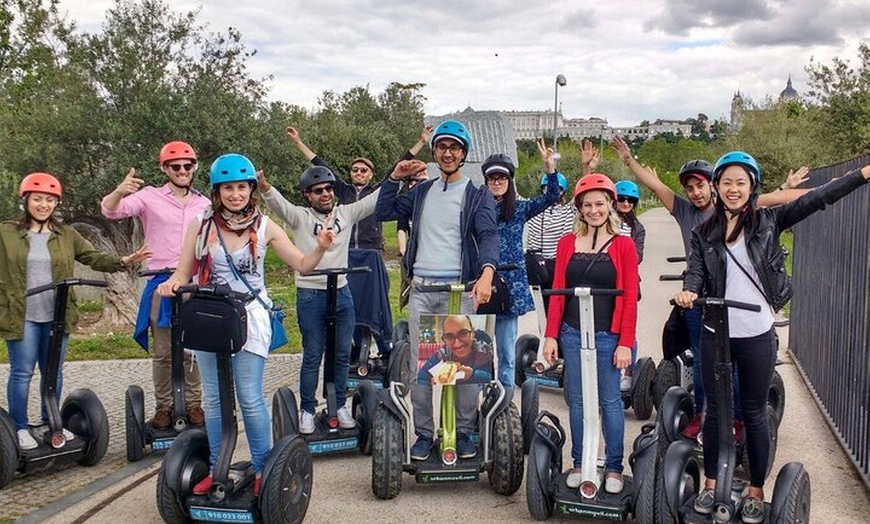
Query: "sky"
56 0 869 127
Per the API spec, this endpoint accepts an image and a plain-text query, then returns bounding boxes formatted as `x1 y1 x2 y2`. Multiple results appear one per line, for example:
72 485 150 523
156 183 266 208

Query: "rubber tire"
770 462 811 524
371 404 403 500
272 387 300 442
661 440 702 524
260 437 313 524
521 379 539 455
156 464 192 524
353 381 378 455
632 357 656 421
653 359 679 409
388 340 411 388
769 369 786 428
654 394 694 524
514 335 538 387
392 320 409 344
489 404 524 495
61 388 109 466
740 404 779 480
0 408 18 489
632 429 658 524
125 387 145 463
525 431 556 520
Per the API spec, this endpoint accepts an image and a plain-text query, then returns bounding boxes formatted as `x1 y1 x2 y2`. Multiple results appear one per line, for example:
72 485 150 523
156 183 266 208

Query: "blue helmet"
209 154 257 189
713 151 762 186
615 180 641 202
540 172 568 192
431 120 471 152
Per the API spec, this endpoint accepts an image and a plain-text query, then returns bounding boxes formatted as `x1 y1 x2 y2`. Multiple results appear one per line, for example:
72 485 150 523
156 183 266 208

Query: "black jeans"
700 328 776 488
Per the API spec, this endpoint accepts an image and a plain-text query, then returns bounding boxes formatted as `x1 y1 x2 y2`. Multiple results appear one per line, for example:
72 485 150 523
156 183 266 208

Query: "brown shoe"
187 406 205 427
153 408 172 431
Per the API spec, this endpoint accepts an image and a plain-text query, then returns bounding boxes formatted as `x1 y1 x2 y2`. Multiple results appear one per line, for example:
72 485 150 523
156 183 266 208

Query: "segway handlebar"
670 297 761 313
174 284 253 303
416 264 519 293
306 266 371 277
138 267 176 277
667 256 687 263
26 278 109 297
659 274 685 281
542 288 623 297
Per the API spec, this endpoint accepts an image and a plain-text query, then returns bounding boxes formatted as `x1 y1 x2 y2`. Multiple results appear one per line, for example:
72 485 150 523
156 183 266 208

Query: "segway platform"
17 425 87 474
411 439 485 484
304 414 360 455
551 472 634 521
186 461 258 523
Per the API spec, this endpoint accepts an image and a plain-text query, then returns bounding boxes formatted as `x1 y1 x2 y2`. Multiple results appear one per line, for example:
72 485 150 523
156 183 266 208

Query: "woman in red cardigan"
542 173 640 494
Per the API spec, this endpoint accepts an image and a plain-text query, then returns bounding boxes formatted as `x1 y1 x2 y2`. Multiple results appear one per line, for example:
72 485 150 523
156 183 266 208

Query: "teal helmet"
431 120 471 152
615 180 641 202
209 154 257 189
713 151 762 187
540 172 568 192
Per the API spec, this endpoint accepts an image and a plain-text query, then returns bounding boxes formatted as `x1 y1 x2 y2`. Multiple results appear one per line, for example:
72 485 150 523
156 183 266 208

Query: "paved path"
2 207 868 523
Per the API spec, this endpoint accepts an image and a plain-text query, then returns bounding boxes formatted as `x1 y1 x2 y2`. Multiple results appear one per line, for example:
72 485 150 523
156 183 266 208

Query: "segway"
370 279 524 500
156 284 312 524
525 286 658 522
0 279 111 489
125 268 195 462
272 267 377 456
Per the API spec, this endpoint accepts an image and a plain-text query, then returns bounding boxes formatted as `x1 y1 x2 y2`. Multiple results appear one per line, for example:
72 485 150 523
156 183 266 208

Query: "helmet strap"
591 226 601 250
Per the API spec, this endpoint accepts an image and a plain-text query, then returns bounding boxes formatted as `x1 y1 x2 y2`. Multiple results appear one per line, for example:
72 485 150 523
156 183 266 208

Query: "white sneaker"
63 429 75 441
566 468 583 488
605 472 624 494
337 405 356 429
299 411 315 435
17 429 38 450
620 375 632 392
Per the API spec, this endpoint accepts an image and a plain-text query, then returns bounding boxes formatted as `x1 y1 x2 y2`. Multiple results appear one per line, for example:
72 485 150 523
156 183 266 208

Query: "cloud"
645 0 774 35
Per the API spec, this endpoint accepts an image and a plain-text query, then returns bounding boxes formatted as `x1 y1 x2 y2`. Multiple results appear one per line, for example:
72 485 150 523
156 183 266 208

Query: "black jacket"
683 170 868 315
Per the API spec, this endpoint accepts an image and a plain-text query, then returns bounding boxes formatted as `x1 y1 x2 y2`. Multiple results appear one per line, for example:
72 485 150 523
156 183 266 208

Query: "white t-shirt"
721 238 775 338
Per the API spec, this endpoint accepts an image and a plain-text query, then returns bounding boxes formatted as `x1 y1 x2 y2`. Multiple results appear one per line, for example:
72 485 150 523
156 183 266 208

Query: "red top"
544 233 639 348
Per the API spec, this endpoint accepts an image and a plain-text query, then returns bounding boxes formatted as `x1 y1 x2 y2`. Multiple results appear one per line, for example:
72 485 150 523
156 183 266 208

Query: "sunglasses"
441 329 473 344
167 163 195 172
617 196 638 204
307 185 334 196
351 166 370 173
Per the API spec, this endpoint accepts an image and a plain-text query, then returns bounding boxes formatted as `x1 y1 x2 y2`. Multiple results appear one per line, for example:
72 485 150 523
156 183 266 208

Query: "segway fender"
662 439 701 517
660 387 694 442
163 428 209 495
375 388 405 422
126 385 146 438
769 461 809 521
260 434 296 488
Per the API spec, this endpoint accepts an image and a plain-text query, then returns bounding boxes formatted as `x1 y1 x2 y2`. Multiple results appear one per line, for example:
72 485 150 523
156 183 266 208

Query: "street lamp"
553 74 567 160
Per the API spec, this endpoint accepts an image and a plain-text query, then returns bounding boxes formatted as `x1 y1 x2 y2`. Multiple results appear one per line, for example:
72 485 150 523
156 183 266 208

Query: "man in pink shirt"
101 141 211 430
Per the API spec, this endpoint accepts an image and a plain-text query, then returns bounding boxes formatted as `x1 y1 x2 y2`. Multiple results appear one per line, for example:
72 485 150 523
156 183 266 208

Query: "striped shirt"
525 203 576 259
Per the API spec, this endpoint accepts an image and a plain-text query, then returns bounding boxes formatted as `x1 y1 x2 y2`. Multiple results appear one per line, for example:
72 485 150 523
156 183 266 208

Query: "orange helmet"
573 173 616 202
159 141 197 165
19 173 62 199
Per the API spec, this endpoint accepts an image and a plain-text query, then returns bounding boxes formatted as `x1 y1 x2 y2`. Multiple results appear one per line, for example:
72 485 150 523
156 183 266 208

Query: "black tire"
272 387 300 442
61 388 109 466
371 404 403 499
489 404 524 495
514 335 538 387
769 369 786 428
770 462 811 524
392 320 409 344
353 381 378 455
632 429 658 524
0 408 18 489
125 386 145 462
156 464 191 524
632 357 656 421
260 437 313 524
653 359 678 409
388 340 411 388
740 404 779 480
521 379 539 455
525 432 556 520
659 387 695 443
660 440 702 524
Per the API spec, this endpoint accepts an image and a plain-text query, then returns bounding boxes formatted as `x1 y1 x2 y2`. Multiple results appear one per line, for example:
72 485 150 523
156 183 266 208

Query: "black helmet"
299 166 337 192
678 160 713 186
481 153 516 178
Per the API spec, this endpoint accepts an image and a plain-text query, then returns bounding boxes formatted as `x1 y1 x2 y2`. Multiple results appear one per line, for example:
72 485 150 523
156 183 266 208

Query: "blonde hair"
573 190 622 236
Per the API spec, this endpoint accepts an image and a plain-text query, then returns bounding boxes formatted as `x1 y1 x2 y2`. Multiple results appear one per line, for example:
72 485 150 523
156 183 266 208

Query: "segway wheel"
156 465 191 524
260 436 313 524
371 404 403 499
387 340 411 388
272 387 300 442
770 462 811 524
521 379 539 455
0 408 18 489
653 359 678 409
769 369 786 428
526 429 557 520
632 357 656 421
632 425 658 524
392 320 409 344
353 381 378 455
659 387 694 443
514 335 538 387
661 440 702 522
740 404 779 480
125 386 146 462
61 388 109 466
489 403 523 495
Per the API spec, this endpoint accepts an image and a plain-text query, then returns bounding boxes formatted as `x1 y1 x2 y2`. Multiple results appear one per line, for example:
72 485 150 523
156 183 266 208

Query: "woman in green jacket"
1 173 151 451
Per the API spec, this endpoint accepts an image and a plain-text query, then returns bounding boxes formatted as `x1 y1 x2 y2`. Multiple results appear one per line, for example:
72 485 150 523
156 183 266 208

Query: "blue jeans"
196 350 270 474
561 324 624 473
297 286 355 414
686 307 743 419
494 315 518 390
6 321 69 430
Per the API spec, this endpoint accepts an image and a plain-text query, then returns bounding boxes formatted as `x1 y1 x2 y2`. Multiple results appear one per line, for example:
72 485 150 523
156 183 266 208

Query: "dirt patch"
74 311 133 337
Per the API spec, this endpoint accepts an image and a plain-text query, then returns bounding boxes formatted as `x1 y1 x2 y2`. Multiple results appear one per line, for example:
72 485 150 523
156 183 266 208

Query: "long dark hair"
619 207 638 228
698 169 759 244
16 195 63 231
494 177 517 222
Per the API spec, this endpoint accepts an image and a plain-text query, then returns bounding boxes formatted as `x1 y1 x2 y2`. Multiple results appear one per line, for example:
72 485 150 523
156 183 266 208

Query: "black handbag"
661 305 690 360
476 272 511 315
179 289 248 354
524 249 550 287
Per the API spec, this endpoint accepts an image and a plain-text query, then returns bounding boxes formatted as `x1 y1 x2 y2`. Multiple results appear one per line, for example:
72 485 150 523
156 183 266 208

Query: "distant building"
498 110 690 142
779 75 799 102
731 76 801 130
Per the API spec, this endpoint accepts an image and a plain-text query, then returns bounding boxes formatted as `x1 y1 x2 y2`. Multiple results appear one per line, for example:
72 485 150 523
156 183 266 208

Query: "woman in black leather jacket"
674 151 870 523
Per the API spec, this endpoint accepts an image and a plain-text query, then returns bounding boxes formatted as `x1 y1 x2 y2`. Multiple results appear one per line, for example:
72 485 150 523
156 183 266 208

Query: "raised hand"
582 139 600 171
420 124 434 144
536 137 556 173
122 244 152 268
611 136 632 165
784 166 809 189
256 170 271 193
285 126 302 142
390 159 428 181
115 168 144 197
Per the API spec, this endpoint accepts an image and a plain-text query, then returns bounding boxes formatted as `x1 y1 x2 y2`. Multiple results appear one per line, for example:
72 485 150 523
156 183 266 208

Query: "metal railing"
789 154 869 489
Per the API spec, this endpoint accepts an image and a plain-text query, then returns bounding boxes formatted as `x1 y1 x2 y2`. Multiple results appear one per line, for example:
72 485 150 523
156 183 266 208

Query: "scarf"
193 207 263 285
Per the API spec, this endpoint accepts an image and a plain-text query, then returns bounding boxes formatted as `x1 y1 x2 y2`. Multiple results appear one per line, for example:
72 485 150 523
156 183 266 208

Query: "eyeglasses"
307 185 334 196
441 329 473 344
616 196 638 204
350 166 370 174
434 142 464 155
485 175 509 185
167 163 195 172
